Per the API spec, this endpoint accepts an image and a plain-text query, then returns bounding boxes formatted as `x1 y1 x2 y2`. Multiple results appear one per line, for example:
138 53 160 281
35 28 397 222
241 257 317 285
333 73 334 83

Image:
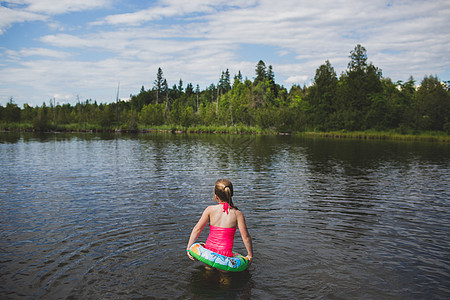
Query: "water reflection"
0 132 449 299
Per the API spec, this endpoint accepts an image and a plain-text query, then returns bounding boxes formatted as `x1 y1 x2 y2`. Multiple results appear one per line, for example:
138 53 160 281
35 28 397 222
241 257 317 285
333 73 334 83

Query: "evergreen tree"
196 84 200 112
178 79 183 94
3 98 21 123
414 75 450 131
218 69 231 93
336 44 383 130
267 65 277 98
162 79 169 116
348 44 368 72
309 60 338 130
185 83 194 96
154 67 165 103
255 60 267 84
235 70 243 83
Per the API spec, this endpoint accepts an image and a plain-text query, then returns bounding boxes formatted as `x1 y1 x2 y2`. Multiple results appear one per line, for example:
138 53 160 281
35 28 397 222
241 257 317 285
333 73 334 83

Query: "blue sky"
1 0 449 107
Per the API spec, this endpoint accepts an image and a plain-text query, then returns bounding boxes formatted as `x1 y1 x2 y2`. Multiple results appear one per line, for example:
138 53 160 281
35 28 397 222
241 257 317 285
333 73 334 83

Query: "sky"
0 0 449 107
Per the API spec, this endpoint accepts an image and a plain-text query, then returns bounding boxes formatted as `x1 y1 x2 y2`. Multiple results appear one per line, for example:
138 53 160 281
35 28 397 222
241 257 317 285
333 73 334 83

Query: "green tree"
195 84 200 112
140 103 165 126
55 103 73 125
365 93 389 130
180 106 194 127
230 74 250 124
3 98 21 123
365 78 409 130
267 65 278 98
98 104 115 128
177 79 184 97
198 102 216 125
154 67 165 104
130 86 155 111
336 44 383 130
218 69 231 93
254 60 267 84
21 103 36 124
414 75 450 131
234 70 243 84
33 102 50 131
308 60 338 130
397 76 416 131
348 44 368 71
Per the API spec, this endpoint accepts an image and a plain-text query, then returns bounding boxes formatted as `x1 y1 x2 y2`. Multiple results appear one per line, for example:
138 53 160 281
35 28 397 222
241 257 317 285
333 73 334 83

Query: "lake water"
1 132 449 299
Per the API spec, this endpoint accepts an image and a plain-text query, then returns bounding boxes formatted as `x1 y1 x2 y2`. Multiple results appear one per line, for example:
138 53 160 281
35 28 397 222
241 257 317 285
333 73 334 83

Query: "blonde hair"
214 179 238 210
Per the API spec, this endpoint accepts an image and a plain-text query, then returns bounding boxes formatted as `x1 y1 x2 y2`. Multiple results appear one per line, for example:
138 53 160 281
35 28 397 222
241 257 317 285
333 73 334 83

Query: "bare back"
208 204 238 228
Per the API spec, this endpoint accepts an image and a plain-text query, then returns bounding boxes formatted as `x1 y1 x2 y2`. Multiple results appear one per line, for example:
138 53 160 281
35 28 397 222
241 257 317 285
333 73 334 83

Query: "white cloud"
17 0 111 14
0 0 111 34
285 75 309 85
91 0 258 26
0 5 47 34
91 7 168 26
0 0 449 106
9 48 71 59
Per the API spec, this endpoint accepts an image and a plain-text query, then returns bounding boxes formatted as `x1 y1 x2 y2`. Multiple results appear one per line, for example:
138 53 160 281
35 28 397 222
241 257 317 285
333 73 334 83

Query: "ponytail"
214 179 238 210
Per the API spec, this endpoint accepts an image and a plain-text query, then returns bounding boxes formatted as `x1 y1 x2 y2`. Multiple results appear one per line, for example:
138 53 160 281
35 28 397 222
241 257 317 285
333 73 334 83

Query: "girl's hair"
214 179 238 210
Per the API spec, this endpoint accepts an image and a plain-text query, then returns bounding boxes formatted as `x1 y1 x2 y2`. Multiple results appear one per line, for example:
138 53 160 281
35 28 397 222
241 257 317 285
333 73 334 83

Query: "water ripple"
1 133 449 299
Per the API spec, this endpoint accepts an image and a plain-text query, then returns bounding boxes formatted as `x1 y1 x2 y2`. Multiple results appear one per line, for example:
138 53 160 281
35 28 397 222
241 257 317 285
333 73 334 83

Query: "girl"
186 179 253 268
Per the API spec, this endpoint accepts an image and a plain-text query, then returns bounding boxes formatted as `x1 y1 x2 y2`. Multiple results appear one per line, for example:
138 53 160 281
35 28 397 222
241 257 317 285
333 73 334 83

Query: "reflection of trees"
301 138 391 245
211 135 292 210
301 137 449 248
0 132 21 143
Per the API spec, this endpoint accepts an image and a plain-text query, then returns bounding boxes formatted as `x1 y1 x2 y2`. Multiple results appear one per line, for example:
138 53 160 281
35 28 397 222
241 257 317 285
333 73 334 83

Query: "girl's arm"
186 207 210 255
236 211 253 263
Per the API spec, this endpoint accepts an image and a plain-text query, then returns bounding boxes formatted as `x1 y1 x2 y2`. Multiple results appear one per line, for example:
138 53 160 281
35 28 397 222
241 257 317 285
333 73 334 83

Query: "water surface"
1 132 449 299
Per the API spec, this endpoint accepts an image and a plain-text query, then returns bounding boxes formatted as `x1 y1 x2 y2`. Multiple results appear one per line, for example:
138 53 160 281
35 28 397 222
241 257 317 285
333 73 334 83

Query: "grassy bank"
0 122 271 135
0 122 101 132
2 122 449 142
138 124 272 134
301 130 450 143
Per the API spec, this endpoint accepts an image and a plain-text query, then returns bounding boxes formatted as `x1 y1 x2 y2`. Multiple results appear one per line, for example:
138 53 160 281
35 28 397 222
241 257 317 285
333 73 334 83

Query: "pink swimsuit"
204 203 236 257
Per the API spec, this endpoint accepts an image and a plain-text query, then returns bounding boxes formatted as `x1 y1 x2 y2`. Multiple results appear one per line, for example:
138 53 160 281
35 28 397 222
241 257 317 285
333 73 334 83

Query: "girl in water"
186 179 253 268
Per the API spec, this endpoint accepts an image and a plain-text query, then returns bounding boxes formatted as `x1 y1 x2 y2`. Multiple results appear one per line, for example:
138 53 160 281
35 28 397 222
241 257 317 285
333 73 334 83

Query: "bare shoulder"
205 205 216 213
205 205 221 214
200 205 213 216
208 204 221 210
235 209 245 219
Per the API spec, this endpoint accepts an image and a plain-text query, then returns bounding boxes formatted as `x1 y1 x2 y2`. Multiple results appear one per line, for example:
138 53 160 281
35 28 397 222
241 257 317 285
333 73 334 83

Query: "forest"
1 45 449 135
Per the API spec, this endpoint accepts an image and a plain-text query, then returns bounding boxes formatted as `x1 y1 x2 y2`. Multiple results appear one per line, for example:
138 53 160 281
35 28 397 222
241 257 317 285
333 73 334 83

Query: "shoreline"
1 125 449 143
300 131 450 143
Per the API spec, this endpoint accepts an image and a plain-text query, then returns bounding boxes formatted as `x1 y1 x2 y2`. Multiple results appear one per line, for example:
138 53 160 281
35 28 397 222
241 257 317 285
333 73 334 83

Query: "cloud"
90 7 168 26
13 0 111 14
285 75 309 85
1 0 449 106
90 0 258 26
0 5 47 34
6 48 71 59
0 0 111 35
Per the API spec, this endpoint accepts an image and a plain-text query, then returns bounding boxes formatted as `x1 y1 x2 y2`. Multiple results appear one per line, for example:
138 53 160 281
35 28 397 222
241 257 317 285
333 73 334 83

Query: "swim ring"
188 243 249 272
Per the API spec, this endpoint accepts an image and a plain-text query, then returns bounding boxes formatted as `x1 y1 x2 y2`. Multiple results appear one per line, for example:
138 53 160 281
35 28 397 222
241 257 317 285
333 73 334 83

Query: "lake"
1 132 449 299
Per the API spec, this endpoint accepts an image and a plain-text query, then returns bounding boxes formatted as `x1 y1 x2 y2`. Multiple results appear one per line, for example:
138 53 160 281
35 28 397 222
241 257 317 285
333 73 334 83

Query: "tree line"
1 44 449 134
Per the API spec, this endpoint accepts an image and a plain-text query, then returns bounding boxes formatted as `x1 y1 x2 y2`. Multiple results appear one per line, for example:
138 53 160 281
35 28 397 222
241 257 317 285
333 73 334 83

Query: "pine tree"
154 67 165 103
267 65 277 98
255 60 266 84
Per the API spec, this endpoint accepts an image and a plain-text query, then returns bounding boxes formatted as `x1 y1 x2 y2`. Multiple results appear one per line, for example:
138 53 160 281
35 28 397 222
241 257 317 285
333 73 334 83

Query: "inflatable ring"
188 243 249 272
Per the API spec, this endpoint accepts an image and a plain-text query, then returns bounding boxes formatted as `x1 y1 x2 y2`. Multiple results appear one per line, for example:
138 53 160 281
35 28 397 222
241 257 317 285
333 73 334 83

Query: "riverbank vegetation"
1 45 449 142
